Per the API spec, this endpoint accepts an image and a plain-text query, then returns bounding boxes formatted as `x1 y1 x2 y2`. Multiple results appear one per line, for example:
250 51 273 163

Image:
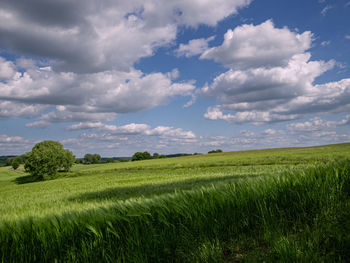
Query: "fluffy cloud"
0 0 250 73
0 101 46 120
0 134 33 154
67 122 196 139
0 57 16 81
201 20 350 124
0 59 195 123
61 122 197 156
201 20 312 69
286 115 350 132
0 0 252 124
175 36 215 57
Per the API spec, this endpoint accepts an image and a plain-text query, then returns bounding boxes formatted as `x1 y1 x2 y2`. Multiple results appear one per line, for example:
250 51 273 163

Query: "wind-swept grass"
0 143 350 262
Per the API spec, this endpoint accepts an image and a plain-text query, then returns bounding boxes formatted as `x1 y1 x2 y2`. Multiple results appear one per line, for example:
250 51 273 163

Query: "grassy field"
1 143 350 262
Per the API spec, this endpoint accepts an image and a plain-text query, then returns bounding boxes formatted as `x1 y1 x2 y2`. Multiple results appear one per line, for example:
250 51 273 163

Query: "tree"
84 153 101 164
25 141 75 178
11 156 22 170
106 158 115 163
208 149 223 154
153 153 159 159
61 149 75 172
132 151 152 161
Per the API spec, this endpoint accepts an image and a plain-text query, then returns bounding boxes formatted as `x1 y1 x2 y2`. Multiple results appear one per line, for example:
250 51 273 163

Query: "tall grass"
1 161 349 262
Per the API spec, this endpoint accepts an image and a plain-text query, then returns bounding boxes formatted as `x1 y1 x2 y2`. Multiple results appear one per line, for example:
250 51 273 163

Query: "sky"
0 0 350 157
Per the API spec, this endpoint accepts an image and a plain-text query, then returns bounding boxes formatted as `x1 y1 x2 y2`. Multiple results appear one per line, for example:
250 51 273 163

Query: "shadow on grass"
68 173 265 202
13 175 44 184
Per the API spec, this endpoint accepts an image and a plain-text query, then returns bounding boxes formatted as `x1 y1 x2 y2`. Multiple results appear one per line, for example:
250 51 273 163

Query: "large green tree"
25 141 75 178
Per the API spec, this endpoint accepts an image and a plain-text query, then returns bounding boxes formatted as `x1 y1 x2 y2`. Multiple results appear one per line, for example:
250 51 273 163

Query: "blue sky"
0 0 349 157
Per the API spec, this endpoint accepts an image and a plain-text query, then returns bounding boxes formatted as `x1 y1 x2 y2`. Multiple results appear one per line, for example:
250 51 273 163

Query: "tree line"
5 140 224 177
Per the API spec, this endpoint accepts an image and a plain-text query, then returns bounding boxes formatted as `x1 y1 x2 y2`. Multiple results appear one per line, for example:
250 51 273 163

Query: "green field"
1 143 350 262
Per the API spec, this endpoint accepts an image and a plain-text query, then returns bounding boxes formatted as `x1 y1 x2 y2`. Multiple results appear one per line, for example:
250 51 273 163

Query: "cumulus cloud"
67 121 196 139
61 122 197 156
200 20 350 124
0 57 17 81
0 0 251 73
286 115 350 132
0 134 34 154
0 101 46 120
201 20 312 69
175 36 215 57
0 0 252 124
0 59 195 123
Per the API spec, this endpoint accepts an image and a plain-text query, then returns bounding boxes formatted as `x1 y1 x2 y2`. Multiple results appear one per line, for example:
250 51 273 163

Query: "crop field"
1 143 350 262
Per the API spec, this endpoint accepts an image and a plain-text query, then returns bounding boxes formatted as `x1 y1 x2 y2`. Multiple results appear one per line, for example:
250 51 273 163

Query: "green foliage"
208 149 223 154
11 156 22 170
5 157 14 166
131 151 153 161
24 141 75 178
153 153 159 159
106 158 115 163
84 153 101 164
61 149 75 172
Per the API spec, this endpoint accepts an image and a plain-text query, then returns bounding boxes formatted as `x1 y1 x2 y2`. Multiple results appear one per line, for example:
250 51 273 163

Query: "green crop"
0 143 350 262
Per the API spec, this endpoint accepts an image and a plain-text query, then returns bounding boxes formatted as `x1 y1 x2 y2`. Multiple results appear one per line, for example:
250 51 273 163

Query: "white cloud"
0 59 195 123
321 5 333 16
175 36 215 57
62 122 197 156
0 0 252 124
321 40 331 46
67 121 196 139
0 0 251 74
0 57 17 81
345 35 350 40
201 20 312 69
201 20 350 124
0 101 46 120
286 115 350 132
0 134 34 155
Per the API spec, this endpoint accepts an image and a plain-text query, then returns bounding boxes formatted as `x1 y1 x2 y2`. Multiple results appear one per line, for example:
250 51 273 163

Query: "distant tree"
75 158 82 164
106 158 115 163
61 149 75 172
11 156 22 170
159 154 166 159
5 157 14 167
132 151 152 161
25 141 74 178
84 153 101 164
84 154 93 164
208 149 223 154
153 153 159 159
93 154 101 163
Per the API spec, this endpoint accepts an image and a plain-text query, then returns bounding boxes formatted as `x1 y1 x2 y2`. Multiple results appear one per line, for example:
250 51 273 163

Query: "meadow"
0 143 350 262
